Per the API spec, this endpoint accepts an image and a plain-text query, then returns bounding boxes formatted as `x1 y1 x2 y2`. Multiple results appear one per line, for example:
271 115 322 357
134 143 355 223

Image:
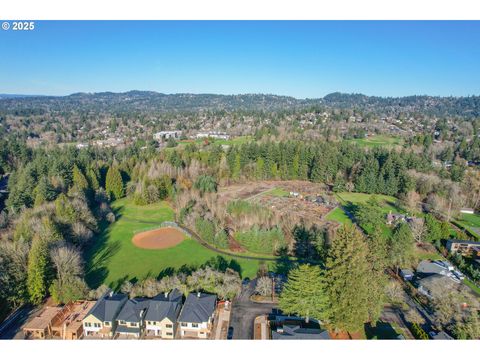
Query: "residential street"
230 279 276 339
0 305 38 340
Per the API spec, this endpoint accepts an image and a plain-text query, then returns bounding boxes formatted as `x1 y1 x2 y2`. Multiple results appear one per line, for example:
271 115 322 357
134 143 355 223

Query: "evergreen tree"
366 229 388 323
278 264 328 323
388 222 415 273
27 237 52 305
105 166 124 200
72 164 89 192
194 175 217 195
55 193 76 223
86 167 100 191
326 225 380 333
33 176 55 207
424 214 443 244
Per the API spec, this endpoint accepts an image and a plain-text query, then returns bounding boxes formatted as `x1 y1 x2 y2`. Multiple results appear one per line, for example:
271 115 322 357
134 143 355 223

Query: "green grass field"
453 213 480 239
325 207 353 225
179 135 253 146
459 213 480 227
335 192 401 214
264 187 290 197
346 135 403 148
85 198 265 289
334 192 403 237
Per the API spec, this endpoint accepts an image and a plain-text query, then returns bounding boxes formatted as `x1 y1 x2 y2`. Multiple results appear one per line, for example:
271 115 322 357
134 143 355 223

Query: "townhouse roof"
86 290 128 322
178 293 216 324
144 289 183 323
116 298 150 323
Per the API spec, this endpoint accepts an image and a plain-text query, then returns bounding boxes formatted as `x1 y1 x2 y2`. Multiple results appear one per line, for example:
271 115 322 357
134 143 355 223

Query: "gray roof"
116 298 150 323
178 293 216 323
416 260 449 277
447 239 480 246
87 290 128 322
272 325 330 340
417 274 459 298
145 289 183 323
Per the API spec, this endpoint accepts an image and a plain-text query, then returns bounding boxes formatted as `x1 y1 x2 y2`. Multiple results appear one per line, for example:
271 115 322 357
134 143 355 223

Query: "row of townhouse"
82 289 217 339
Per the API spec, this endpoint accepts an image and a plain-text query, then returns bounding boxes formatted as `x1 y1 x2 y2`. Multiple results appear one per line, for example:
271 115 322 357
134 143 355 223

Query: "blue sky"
0 21 479 98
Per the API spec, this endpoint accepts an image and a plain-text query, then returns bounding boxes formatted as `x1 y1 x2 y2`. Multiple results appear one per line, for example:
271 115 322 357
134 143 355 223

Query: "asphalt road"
0 305 38 340
230 279 276 339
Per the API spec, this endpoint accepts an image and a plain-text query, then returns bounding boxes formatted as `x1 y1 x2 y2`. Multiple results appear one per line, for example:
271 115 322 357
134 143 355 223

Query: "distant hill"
0 94 43 99
0 91 479 118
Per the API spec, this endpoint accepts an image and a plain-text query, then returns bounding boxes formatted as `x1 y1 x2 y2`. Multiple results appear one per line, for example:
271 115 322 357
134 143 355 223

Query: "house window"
104 322 110 326
85 322 91 327
192 323 199 328
181 322 187 327
119 320 126 325
130 322 136 327
95 323 101 328
166 332 173 336
166 324 173 328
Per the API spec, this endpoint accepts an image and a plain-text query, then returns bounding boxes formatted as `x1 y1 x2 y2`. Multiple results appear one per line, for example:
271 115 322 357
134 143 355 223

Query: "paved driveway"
230 279 276 340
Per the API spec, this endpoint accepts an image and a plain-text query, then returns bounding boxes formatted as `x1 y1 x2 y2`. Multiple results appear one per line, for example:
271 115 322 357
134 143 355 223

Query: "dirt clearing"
132 227 185 249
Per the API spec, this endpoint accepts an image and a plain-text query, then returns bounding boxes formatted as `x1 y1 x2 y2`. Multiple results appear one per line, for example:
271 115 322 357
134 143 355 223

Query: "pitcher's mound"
132 227 185 249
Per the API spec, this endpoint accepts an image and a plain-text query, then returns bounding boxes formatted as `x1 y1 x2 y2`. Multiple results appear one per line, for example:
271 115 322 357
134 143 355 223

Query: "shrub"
235 226 286 254
411 323 429 339
195 218 229 249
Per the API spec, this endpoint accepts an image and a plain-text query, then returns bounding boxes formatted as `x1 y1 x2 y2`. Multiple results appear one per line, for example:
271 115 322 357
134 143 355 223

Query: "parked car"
227 327 234 339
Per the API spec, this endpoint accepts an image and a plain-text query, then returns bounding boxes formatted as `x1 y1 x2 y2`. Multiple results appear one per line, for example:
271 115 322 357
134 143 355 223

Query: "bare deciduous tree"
50 244 83 283
255 276 273 297
409 218 425 243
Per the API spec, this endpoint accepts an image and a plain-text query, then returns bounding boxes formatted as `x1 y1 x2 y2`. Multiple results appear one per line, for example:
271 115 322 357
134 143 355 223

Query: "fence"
132 221 192 237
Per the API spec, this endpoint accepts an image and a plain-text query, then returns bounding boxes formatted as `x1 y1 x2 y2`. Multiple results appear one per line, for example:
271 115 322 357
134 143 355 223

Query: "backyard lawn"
85 198 264 289
455 213 480 239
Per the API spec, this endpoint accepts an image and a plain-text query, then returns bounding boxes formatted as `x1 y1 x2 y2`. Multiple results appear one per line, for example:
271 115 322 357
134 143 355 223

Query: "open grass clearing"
325 207 353 226
85 198 268 289
346 135 404 148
